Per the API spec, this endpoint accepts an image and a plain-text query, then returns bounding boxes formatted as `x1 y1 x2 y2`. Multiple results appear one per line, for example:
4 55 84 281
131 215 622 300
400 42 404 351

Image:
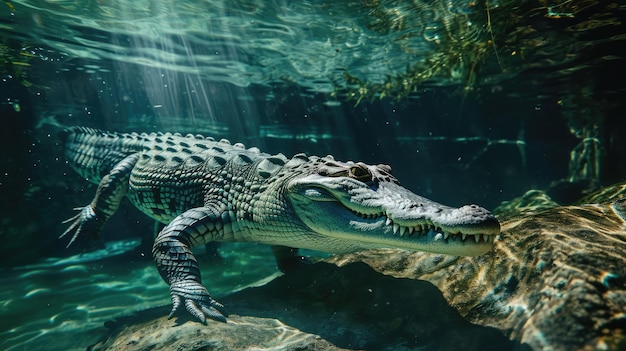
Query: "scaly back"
64 127 151 183
63 126 301 185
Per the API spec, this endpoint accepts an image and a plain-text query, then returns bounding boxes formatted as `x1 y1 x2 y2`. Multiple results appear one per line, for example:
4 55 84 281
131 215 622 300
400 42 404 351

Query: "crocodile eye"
318 161 350 177
318 161 372 182
349 165 371 182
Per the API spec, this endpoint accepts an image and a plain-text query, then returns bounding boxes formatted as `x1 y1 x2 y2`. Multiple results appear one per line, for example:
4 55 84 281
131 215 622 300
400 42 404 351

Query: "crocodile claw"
60 205 102 248
169 280 228 324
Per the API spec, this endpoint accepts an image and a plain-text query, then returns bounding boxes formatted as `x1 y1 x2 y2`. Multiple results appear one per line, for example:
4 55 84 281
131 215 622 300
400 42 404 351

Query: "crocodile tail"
64 126 146 184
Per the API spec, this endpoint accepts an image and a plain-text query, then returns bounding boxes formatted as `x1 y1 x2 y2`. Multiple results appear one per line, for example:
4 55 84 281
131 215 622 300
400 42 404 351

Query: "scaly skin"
61 126 500 324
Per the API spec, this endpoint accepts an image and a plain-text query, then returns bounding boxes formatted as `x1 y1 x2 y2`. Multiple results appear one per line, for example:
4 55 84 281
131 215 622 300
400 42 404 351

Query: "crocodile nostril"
464 204 482 211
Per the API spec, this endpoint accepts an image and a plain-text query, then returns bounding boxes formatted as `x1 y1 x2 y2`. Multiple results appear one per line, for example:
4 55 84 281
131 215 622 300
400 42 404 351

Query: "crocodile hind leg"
61 153 140 248
152 206 229 324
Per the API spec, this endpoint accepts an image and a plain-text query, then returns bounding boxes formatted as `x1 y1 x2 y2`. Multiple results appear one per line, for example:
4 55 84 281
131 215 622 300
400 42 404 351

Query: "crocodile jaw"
288 175 500 256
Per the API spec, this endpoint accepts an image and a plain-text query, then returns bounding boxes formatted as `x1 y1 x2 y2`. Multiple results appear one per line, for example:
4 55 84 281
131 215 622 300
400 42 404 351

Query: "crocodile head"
288 160 500 256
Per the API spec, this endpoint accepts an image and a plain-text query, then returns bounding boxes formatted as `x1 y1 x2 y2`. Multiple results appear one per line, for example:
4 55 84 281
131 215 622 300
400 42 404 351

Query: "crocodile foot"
60 205 103 248
169 280 228 324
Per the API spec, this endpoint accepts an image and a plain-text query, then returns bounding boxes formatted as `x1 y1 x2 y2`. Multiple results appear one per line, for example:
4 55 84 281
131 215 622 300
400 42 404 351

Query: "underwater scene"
1 0 625 350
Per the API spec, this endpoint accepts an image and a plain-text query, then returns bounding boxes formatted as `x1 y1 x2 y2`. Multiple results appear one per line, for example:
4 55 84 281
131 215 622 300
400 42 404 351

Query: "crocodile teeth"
380 217 495 243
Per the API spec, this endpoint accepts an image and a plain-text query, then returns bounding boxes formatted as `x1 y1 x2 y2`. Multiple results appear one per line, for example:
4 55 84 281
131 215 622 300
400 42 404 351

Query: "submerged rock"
90 189 626 351
90 313 345 351
90 262 515 351
330 190 626 351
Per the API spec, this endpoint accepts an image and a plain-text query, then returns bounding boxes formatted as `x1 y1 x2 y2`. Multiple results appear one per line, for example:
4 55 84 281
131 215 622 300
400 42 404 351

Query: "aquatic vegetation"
337 0 623 102
336 0 517 103
0 37 33 87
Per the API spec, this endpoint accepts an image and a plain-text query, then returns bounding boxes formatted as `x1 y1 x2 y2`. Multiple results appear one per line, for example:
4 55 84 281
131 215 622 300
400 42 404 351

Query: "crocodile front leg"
61 154 140 248
152 206 229 324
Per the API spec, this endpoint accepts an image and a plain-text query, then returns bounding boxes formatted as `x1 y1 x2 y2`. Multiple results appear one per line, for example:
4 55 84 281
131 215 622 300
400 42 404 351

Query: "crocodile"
61 126 501 324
